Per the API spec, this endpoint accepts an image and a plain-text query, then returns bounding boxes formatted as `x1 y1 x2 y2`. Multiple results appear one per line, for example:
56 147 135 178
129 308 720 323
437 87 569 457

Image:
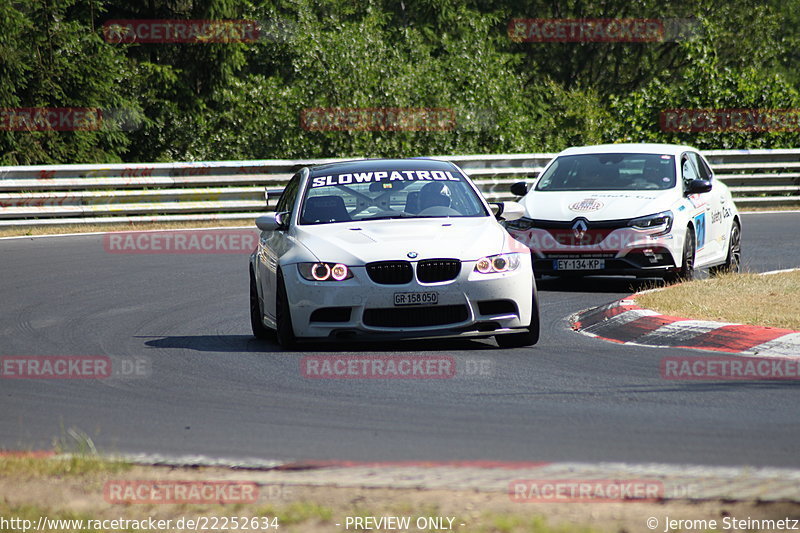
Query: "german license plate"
394 291 438 306
554 259 605 270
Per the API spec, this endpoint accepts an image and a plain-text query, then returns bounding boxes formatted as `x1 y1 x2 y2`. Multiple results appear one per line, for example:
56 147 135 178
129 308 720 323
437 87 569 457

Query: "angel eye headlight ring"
312 263 331 281
474 253 521 274
476 258 492 273
299 262 353 281
330 263 349 281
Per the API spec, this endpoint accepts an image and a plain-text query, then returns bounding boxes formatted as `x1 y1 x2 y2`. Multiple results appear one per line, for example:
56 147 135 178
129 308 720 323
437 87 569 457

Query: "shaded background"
2 0 799 165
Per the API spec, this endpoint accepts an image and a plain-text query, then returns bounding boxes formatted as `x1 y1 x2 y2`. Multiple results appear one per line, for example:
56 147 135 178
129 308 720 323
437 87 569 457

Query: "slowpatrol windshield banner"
310 170 462 188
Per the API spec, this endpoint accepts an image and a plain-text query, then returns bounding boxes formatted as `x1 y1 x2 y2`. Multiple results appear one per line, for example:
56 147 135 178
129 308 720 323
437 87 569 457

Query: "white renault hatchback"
505 144 741 281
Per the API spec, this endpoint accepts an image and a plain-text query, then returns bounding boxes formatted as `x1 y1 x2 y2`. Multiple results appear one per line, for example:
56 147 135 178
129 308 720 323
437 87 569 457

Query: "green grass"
255 501 334 525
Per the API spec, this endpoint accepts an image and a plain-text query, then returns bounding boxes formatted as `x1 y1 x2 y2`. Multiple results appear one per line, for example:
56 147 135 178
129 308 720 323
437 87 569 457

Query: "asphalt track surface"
1 212 799 467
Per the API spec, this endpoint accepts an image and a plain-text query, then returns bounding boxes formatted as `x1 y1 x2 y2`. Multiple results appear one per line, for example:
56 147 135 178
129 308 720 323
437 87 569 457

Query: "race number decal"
694 213 706 249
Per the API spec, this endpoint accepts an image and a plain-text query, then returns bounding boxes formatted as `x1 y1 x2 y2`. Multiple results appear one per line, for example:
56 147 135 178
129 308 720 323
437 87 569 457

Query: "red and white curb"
570 295 800 357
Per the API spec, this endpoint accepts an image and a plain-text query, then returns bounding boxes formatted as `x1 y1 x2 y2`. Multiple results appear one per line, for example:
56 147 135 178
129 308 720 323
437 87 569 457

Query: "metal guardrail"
1 149 799 228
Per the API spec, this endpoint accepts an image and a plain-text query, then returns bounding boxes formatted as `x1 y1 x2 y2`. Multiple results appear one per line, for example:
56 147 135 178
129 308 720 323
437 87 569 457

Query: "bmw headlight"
474 253 521 274
298 262 353 281
628 210 673 235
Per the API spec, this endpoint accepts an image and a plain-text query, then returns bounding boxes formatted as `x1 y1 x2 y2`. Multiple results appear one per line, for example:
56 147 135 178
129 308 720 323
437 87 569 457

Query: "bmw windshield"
535 153 677 191
299 169 489 225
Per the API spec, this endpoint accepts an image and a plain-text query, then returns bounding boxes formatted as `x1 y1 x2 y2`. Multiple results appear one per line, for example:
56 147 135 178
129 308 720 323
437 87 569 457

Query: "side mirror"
255 212 289 232
491 201 525 221
510 181 528 197
686 179 712 195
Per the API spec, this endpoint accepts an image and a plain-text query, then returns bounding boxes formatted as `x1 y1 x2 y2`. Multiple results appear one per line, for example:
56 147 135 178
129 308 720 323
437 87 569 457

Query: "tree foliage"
1 0 799 164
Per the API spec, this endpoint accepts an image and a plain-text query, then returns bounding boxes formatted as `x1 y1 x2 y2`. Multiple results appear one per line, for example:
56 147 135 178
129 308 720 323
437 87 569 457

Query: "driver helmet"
418 182 452 210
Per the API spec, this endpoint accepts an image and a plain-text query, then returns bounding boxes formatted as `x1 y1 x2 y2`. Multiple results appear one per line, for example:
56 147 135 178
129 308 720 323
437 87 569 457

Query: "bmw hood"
293 217 519 265
521 190 676 221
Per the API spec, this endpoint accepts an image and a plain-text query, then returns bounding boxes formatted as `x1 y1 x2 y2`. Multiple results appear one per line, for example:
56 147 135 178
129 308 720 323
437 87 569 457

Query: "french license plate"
394 291 438 306
554 259 605 270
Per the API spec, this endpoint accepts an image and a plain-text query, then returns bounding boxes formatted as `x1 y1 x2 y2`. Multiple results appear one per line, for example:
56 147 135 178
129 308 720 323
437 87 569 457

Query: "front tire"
710 220 741 276
664 228 696 284
250 266 273 340
496 289 540 348
275 269 297 349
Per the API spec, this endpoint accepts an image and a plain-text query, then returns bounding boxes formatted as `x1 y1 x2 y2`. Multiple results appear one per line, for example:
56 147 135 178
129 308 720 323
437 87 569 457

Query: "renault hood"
521 190 678 221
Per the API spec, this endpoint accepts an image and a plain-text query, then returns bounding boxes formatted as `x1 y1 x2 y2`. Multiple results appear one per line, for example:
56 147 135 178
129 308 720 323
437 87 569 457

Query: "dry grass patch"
635 271 800 330
0 206 795 239
2 454 800 533
0 219 257 238
0 205 796 239
0 455 129 478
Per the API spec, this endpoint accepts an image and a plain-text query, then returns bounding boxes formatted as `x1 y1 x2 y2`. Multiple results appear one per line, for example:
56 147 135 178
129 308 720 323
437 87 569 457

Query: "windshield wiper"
362 213 417 221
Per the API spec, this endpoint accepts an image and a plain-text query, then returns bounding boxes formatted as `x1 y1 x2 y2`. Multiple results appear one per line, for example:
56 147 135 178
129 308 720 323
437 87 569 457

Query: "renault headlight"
628 210 673 235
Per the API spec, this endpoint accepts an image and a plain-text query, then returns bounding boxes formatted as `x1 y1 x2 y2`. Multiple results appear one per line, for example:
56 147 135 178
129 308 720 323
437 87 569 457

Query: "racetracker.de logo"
661 356 800 380
509 18 665 42
507 227 667 250
301 356 456 379
0 356 150 379
509 479 664 503
103 230 259 254
300 108 457 132
104 481 258 504
660 109 800 132
1 108 100 131
0 108 141 132
102 19 259 43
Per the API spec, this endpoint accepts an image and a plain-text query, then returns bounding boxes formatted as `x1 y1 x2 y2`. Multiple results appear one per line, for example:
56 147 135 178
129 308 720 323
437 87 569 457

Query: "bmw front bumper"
282 258 535 340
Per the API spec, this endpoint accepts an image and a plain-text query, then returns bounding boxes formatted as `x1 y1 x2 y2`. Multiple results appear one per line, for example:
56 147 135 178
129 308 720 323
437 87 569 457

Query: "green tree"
608 18 800 148
0 0 138 164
